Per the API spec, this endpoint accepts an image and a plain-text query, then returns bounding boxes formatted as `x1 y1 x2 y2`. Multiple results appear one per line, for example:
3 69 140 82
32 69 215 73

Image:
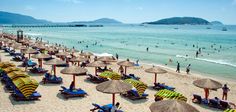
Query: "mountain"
71 18 122 24
210 21 223 25
0 11 51 24
144 17 210 25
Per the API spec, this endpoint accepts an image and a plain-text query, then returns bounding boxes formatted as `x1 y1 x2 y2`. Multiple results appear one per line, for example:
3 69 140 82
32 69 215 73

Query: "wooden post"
112 93 115 106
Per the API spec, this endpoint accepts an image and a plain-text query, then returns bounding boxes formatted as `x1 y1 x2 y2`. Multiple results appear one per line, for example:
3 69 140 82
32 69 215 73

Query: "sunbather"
69 81 75 91
111 102 120 112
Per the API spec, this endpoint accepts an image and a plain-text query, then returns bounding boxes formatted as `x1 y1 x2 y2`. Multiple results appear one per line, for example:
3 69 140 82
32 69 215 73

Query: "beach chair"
4 48 10 52
56 63 69 67
22 60 37 67
121 74 140 80
11 90 41 101
43 57 53 61
42 73 63 84
12 55 24 62
192 94 208 104
153 83 175 91
209 99 220 108
29 67 48 74
87 74 109 83
220 100 230 110
59 86 87 99
121 89 148 100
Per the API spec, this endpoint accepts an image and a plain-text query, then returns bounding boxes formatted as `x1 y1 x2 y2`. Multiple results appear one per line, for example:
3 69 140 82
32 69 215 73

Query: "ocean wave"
25 33 42 36
176 55 236 67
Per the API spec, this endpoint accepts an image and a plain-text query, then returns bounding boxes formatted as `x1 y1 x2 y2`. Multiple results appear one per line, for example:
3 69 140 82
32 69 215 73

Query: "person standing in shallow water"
176 61 180 73
222 84 230 100
146 47 149 52
115 53 119 60
186 64 191 74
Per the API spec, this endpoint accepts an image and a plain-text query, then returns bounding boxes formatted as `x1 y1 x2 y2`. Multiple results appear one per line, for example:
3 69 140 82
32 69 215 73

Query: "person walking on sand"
176 62 180 73
196 51 199 58
116 53 119 60
222 84 230 100
186 64 191 74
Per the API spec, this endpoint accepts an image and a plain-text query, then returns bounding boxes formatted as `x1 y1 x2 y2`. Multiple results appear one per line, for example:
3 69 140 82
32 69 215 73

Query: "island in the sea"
144 17 211 25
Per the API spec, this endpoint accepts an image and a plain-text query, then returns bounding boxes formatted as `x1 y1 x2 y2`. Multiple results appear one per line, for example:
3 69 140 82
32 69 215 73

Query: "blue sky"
0 0 236 24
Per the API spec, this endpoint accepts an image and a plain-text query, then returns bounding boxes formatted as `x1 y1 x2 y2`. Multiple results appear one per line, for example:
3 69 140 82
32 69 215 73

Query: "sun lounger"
121 89 148 100
42 73 62 84
29 67 48 74
11 90 41 101
59 86 87 99
192 94 208 104
56 63 69 67
153 83 175 91
22 60 37 67
220 100 230 110
12 55 24 62
121 74 140 80
87 74 108 83
4 48 10 52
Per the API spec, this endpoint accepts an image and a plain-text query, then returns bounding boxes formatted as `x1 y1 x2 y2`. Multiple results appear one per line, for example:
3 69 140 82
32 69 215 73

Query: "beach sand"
0 50 236 112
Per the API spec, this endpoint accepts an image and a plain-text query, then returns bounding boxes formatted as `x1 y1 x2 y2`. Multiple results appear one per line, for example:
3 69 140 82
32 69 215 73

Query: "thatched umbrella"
70 56 88 66
44 59 66 76
117 59 134 74
193 78 222 99
61 66 87 87
97 56 116 63
96 80 132 105
149 100 199 112
32 53 51 68
21 48 38 59
87 61 108 75
145 66 167 84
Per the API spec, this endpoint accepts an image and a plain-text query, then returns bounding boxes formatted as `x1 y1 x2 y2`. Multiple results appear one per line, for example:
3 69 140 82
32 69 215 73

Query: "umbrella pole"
95 67 97 76
73 74 76 88
54 65 56 75
112 93 115 106
40 59 43 68
29 53 30 59
125 66 127 75
154 73 157 84
78 61 80 66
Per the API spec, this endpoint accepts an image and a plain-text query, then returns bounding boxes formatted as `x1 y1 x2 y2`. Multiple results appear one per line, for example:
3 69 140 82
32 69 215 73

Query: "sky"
0 0 236 24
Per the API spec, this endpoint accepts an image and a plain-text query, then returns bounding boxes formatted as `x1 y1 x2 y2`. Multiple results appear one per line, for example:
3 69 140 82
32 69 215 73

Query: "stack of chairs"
121 79 148 100
154 89 187 102
0 62 41 101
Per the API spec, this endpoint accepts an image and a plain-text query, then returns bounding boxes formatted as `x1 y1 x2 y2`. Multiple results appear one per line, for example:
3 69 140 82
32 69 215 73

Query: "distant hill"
71 18 122 24
211 21 223 25
144 17 210 25
0 11 51 24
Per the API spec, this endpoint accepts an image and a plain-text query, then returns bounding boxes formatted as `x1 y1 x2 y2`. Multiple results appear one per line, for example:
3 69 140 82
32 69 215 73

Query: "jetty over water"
2 24 103 28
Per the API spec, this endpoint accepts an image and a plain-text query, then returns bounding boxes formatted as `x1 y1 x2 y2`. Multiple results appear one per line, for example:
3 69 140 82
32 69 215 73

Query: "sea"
1 24 236 80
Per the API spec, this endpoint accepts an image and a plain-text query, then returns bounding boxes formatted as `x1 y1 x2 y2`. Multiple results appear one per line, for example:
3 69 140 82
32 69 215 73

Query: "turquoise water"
2 25 236 80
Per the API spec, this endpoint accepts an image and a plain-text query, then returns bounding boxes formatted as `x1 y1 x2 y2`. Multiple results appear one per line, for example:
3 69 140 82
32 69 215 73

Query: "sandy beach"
0 48 236 112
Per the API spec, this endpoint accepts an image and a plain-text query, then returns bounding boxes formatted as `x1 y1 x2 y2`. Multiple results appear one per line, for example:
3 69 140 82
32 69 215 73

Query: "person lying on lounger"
69 81 75 92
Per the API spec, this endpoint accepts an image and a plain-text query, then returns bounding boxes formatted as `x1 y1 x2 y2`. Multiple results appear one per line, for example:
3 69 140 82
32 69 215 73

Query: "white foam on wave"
25 33 42 36
176 55 236 68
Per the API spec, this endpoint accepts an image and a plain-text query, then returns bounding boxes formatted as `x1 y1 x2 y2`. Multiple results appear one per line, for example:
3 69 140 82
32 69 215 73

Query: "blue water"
2 24 236 80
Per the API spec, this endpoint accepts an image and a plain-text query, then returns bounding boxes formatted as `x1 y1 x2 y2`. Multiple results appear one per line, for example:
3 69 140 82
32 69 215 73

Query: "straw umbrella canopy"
193 78 222 99
117 59 135 74
97 56 117 63
70 56 88 66
149 100 199 112
32 53 52 68
44 59 66 76
55 52 70 57
87 61 108 75
145 66 167 84
61 66 87 87
96 80 132 105
21 48 38 59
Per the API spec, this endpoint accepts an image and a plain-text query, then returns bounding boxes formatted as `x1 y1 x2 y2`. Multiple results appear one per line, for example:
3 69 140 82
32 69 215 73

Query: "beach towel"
124 79 147 96
154 89 187 102
99 71 121 80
